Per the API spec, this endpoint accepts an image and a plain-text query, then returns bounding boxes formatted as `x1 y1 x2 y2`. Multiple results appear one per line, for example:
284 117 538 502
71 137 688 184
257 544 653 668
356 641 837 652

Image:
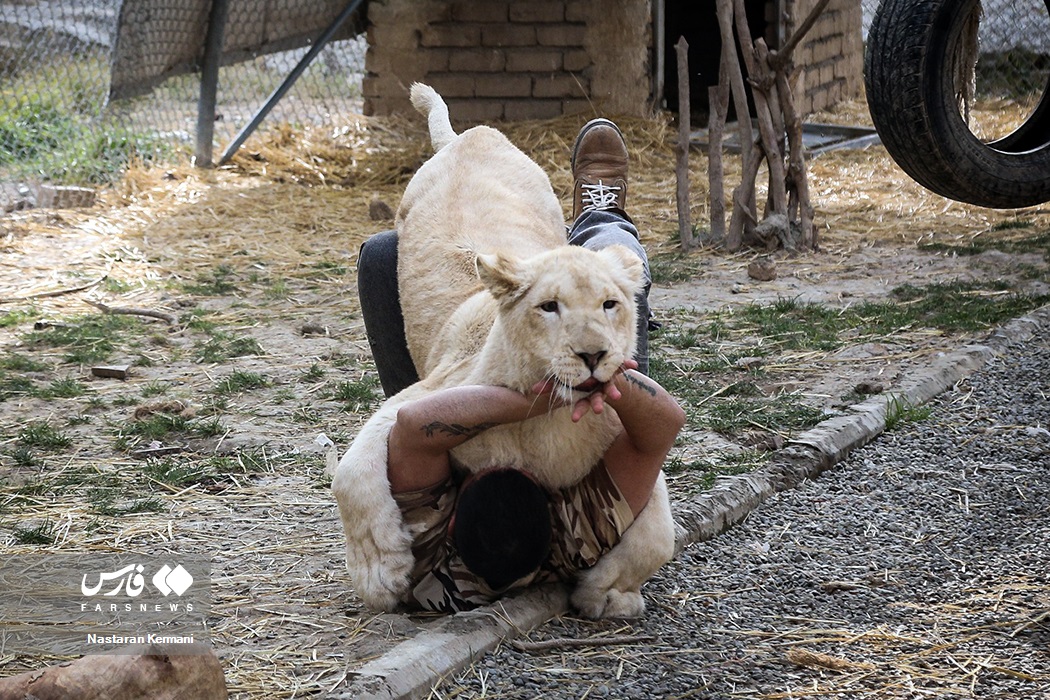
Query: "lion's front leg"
570 473 676 618
331 407 415 611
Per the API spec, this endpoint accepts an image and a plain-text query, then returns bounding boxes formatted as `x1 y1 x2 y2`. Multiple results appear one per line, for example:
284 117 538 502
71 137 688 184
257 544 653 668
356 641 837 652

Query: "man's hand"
530 359 639 423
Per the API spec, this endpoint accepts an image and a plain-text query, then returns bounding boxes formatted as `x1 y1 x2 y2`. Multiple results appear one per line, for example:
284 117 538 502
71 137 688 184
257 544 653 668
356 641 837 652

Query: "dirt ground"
1 100 1049 697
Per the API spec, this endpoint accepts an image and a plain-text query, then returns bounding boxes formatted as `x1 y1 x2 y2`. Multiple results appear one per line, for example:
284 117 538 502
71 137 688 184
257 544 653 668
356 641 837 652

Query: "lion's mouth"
572 377 601 393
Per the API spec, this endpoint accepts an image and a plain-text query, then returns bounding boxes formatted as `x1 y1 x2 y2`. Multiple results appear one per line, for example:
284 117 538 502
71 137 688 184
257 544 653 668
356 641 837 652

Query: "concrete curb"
333 304 1050 700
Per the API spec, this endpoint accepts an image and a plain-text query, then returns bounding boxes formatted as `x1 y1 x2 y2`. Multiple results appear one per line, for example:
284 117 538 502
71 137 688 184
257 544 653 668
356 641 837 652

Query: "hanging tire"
864 0 1050 208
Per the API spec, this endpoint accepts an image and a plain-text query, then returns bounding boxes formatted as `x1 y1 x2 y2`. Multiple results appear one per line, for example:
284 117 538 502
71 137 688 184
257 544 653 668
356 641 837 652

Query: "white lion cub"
332 83 677 618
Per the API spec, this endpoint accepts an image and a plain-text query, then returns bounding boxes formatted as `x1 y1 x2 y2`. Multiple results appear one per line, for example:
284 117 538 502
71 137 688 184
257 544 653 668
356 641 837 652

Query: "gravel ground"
431 333 1050 699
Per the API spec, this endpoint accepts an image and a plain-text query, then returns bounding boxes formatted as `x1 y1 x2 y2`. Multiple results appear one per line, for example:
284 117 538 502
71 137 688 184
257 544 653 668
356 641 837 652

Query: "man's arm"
599 370 686 516
387 386 558 493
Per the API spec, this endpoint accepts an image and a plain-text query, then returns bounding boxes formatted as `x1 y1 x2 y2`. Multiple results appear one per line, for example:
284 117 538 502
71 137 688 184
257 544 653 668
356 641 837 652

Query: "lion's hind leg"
570 473 676 618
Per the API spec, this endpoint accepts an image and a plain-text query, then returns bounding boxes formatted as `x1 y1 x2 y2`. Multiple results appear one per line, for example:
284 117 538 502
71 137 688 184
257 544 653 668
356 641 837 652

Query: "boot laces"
580 180 621 211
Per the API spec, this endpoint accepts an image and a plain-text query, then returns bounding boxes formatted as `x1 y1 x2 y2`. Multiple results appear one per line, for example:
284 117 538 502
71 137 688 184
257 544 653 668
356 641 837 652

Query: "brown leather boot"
571 118 628 220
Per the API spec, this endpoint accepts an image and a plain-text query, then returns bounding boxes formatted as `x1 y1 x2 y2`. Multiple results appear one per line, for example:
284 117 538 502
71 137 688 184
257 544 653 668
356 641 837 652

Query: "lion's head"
474 244 644 401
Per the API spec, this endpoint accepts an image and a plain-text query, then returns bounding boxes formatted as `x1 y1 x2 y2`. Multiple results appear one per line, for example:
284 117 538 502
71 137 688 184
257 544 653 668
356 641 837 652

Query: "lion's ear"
597 245 645 297
476 252 530 303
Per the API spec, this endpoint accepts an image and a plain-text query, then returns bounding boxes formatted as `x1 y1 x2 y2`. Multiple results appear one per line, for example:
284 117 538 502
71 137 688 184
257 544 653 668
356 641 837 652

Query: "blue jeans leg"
357 230 420 397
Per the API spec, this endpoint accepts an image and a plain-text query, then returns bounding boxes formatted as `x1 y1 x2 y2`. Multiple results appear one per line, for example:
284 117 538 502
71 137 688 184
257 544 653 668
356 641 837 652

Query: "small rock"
369 196 395 221
36 185 96 209
133 399 195 420
91 364 131 380
747 257 777 282
734 356 764 371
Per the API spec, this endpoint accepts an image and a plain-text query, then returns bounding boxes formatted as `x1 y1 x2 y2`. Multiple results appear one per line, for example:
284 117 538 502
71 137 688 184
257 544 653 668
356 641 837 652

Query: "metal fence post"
196 0 230 167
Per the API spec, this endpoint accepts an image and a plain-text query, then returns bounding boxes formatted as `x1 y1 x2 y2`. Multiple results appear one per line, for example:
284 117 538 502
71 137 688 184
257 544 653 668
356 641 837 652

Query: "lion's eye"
539 300 559 313
603 300 618 310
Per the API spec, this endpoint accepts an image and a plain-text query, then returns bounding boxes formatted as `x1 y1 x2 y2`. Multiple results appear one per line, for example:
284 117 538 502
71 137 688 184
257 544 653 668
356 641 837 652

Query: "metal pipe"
218 0 366 166
195 0 229 167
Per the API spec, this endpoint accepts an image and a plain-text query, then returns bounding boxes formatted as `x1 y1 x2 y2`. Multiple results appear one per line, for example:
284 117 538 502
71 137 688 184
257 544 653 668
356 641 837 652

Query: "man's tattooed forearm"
625 373 657 396
421 421 497 439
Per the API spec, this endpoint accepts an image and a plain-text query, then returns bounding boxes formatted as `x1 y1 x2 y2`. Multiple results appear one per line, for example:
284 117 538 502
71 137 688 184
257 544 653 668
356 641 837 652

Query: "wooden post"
715 0 752 251
772 50 815 249
675 36 695 250
707 56 730 245
731 0 787 218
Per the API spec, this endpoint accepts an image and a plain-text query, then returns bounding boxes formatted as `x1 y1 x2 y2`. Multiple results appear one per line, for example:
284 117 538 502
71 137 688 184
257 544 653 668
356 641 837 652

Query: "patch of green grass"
201 451 273 476
141 381 169 398
0 310 38 329
182 310 219 333
733 283 1050 354
737 298 851 351
885 395 933 430
214 370 269 394
879 281 1050 333
18 422 71 449
265 278 290 299
0 374 37 401
0 76 175 185
102 278 136 294
664 449 770 491
184 265 237 295
11 447 39 467
87 488 165 516
300 363 326 383
328 376 381 412
36 377 87 399
291 405 322 423
24 314 143 364
11 519 56 545
650 251 699 284
121 412 225 442
0 354 48 372
701 392 826 436
196 333 264 363
918 227 1050 261
141 458 216 487
309 260 348 278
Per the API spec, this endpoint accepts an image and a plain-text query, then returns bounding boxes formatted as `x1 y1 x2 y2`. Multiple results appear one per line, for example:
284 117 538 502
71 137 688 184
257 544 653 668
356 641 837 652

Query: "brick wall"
789 0 863 115
362 0 861 122
362 0 650 121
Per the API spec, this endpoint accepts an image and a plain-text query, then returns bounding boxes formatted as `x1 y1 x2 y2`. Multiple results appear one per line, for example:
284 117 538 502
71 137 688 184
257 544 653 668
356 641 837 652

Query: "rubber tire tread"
864 0 1050 208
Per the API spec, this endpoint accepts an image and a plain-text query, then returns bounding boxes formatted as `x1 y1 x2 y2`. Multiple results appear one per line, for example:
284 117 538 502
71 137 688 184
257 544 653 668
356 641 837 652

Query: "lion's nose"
576 350 606 371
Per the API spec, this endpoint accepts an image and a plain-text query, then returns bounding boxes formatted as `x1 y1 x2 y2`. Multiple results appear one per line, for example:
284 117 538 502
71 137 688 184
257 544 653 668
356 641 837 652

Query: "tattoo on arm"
625 373 658 397
421 421 497 439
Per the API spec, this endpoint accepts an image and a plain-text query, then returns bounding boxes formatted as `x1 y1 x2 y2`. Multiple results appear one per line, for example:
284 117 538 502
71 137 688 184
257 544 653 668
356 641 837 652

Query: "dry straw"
1 98 1048 699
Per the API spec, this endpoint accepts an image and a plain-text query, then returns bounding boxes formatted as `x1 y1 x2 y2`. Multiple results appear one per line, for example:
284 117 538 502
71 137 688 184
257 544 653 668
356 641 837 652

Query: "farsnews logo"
81 563 194 598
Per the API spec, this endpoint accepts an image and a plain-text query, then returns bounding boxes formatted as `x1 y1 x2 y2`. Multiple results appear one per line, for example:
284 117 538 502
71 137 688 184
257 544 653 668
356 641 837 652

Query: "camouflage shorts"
392 463 635 613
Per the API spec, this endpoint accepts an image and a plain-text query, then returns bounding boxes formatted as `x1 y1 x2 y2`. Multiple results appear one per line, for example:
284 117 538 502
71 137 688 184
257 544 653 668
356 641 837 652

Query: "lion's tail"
410 82 457 151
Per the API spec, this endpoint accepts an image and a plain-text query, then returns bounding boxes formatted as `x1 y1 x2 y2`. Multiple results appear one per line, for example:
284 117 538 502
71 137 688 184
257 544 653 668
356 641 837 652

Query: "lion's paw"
345 529 414 611
571 584 646 619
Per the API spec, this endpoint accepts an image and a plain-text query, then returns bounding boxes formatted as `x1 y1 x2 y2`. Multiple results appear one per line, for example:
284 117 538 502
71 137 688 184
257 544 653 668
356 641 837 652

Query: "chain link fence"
2 0 1048 211
1 0 366 210
861 0 1050 100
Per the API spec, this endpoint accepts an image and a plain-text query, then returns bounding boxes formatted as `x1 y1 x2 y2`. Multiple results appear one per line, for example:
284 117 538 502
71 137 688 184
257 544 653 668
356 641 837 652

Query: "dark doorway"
662 0 772 122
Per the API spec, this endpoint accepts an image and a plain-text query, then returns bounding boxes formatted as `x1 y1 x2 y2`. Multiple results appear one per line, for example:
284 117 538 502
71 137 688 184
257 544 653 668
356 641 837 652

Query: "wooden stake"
707 69 730 244
675 35 695 250
731 0 787 218
715 0 752 251
768 42 815 249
